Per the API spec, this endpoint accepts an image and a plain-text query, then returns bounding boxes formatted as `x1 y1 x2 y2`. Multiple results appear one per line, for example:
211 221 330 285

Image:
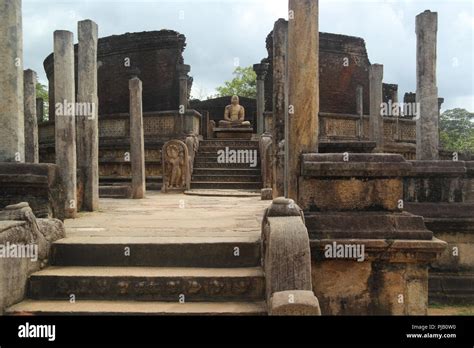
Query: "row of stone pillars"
54 22 147 218
266 2 440 201
0 0 147 219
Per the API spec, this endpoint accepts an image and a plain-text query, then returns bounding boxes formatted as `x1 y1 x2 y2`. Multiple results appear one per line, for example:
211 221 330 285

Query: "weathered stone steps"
7 300 267 316
193 168 261 176
51 236 261 267
27 266 265 302
99 185 132 198
191 181 262 190
191 139 263 190
192 174 261 183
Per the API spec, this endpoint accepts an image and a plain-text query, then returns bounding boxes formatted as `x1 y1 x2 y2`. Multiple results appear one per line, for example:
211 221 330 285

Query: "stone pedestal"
23 69 39 163
54 30 77 218
299 154 446 315
272 19 288 198
369 64 384 150
253 63 269 135
416 10 439 160
287 0 319 200
129 77 146 199
0 0 24 162
77 19 99 212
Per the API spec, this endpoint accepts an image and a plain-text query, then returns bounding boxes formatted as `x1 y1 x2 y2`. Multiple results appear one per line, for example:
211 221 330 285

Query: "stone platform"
213 127 253 140
7 192 270 316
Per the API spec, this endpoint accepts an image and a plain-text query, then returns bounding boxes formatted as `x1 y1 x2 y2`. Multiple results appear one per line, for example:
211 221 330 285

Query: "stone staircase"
191 139 262 190
7 236 267 315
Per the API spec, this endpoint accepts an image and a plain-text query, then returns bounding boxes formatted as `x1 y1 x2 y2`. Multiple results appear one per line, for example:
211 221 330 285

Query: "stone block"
269 290 321 316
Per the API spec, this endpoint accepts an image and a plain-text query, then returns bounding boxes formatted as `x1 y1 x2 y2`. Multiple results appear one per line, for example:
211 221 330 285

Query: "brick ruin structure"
1 0 472 317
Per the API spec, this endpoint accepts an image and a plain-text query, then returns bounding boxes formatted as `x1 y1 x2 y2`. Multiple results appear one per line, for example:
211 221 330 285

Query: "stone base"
429 272 474 305
319 141 376 154
305 211 433 240
310 238 446 315
405 202 474 305
0 163 65 220
214 128 253 140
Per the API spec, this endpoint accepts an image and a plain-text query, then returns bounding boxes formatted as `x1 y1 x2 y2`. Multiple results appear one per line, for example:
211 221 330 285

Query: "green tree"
215 66 257 99
36 82 49 121
440 108 474 153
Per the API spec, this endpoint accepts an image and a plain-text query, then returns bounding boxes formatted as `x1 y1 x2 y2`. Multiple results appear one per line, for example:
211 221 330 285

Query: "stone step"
192 175 261 183
51 237 260 267
199 140 259 147
7 300 267 316
193 168 261 176
194 161 261 169
99 185 132 199
27 266 265 302
191 182 263 190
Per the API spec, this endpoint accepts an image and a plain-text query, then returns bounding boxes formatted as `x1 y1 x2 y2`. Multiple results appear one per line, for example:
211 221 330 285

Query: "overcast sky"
23 0 473 111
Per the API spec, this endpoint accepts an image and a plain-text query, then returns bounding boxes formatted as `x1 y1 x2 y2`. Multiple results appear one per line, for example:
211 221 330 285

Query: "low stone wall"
404 160 474 304
0 203 65 315
298 154 446 315
0 163 65 220
38 110 201 187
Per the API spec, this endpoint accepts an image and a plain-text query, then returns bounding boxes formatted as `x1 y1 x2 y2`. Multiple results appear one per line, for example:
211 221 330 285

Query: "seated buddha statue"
218 95 252 128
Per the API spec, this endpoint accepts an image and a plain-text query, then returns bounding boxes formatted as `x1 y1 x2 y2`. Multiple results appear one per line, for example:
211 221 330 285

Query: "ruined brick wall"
264 30 371 115
44 30 187 120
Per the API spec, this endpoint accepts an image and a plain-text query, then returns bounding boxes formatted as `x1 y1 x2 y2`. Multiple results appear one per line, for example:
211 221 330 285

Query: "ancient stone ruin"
0 0 472 322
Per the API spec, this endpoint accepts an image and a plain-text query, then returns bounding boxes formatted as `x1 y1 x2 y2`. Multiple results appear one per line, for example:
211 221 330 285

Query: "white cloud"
22 0 473 111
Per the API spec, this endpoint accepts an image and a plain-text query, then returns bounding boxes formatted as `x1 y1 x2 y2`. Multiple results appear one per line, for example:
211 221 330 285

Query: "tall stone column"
177 64 191 134
36 98 44 123
23 69 39 163
254 63 269 135
77 19 99 211
272 19 288 198
287 0 319 200
356 85 363 139
416 10 439 160
54 30 77 218
0 0 24 163
129 77 146 199
369 64 384 150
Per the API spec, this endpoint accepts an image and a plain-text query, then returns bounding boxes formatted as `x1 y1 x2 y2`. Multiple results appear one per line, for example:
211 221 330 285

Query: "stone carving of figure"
162 140 190 192
218 95 251 128
166 144 184 188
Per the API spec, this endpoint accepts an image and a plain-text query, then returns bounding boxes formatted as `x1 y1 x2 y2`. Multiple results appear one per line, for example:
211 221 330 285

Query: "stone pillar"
0 0 24 163
129 77 146 199
272 19 288 198
254 63 269 135
287 0 319 201
369 64 384 150
177 64 191 134
23 69 39 163
416 10 439 160
356 85 363 139
54 30 77 218
36 98 44 123
77 19 99 212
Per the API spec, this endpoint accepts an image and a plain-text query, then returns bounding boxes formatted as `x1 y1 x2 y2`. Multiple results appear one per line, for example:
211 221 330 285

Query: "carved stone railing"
261 197 321 315
0 202 65 314
319 112 416 144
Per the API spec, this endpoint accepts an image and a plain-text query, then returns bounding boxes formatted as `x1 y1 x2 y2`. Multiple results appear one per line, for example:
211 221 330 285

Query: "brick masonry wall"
265 30 372 115
44 30 187 119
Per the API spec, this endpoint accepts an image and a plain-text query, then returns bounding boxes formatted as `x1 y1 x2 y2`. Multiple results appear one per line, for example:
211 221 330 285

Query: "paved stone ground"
66 191 270 239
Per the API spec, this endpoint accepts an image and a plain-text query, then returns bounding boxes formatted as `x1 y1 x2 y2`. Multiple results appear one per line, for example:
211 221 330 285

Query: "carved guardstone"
162 140 190 192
